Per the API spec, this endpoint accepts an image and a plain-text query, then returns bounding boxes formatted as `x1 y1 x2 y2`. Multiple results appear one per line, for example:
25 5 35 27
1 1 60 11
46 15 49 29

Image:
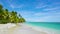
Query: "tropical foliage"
0 4 26 24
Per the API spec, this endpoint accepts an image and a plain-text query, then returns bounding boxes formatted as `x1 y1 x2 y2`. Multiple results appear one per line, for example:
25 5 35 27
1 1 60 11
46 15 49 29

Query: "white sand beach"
0 23 60 34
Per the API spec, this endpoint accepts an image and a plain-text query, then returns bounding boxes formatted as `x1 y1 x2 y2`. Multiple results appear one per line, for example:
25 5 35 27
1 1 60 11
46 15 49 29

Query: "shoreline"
13 23 47 34
0 23 60 34
23 23 60 34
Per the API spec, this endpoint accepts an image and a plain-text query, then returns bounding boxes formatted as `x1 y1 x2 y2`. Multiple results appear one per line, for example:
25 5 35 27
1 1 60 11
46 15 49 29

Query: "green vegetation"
0 4 26 24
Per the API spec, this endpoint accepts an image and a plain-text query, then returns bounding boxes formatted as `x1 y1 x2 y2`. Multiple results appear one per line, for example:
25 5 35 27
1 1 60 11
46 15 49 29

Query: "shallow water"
25 22 60 34
25 22 60 30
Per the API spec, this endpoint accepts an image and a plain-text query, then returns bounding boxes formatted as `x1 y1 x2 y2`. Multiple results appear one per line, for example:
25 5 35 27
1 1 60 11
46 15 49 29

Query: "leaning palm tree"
3 9 10 23
0 4 3 10
0 4 4 23
19 18 25 23
0 4 26 24
19 14 25 23
10 11 17 23
19 14 22 18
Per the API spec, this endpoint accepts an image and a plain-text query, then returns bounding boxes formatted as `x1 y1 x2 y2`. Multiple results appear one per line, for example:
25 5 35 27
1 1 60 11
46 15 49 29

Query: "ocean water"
25 22 60 30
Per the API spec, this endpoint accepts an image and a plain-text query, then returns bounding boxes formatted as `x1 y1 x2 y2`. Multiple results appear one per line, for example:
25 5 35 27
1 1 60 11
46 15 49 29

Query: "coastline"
0 23 60 34
23 23 60 34
13 23 47 34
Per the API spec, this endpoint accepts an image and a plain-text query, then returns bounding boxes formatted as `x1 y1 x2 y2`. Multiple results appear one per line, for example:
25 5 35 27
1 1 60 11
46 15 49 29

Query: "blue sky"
0 0 60 22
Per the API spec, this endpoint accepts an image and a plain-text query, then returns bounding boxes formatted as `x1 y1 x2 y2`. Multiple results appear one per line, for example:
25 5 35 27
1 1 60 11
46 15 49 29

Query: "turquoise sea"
25 22 60 30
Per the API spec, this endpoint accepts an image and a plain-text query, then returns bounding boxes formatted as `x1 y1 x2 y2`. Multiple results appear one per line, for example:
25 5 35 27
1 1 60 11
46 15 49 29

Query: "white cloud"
26 12 60 22
34 12 48 16
35 3 47 9
16 4 60 22
18 11 60 22
6 0 24 9
44 7 60 11
26 16 51 22
18 10 60 22
36 5 47 9
17 11 35 18
18 11 34 15
10 4 24 9
26 15 60 22
34 11 60 16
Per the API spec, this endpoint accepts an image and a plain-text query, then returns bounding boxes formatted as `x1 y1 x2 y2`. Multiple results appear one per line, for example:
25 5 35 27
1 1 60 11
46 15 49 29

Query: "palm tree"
0 4 26 24
19 18 25 23
0 4 4 23
0 4 3 17
10 11 17 23
3 9 9 23
19 14 26 23
0 4 3 10
19 14 22 18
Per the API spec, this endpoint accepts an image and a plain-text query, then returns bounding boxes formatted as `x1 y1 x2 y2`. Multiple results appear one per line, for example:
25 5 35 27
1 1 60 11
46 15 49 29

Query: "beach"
0 23 60 34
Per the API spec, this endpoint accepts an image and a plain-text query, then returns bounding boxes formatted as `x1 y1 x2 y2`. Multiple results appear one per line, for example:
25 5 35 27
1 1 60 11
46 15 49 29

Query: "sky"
0 0 60 22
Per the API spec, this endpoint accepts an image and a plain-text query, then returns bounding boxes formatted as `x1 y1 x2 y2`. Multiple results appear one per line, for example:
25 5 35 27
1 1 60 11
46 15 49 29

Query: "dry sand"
0 23 47 34
1 23 60 34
